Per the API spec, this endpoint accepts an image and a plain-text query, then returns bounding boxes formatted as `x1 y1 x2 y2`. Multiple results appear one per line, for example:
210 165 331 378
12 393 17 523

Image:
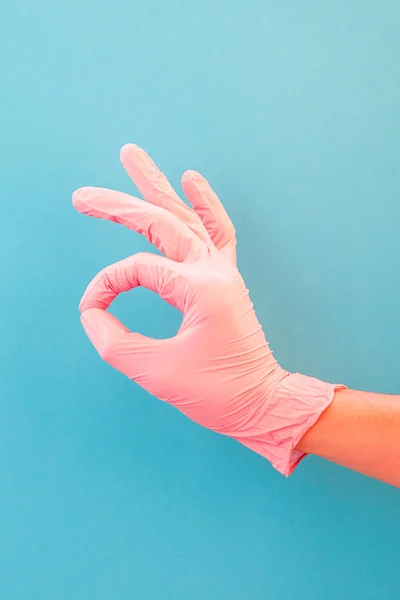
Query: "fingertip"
181 170 208 190
79 291 90 313
78 296 85 313
181 169 198 182
120 143 140 164
72 186 95 212
79 293 107 314
80 309 89 325
80 307 98 334
80 308 106 356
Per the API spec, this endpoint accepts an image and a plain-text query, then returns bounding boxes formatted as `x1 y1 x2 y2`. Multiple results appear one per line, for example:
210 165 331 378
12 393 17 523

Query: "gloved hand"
73 144 342 476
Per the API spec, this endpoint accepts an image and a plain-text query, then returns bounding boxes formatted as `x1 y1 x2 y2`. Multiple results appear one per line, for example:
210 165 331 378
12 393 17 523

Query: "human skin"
297 388 400 487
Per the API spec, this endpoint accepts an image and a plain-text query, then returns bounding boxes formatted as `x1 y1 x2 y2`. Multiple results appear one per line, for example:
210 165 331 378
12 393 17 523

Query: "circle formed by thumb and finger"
79 253 187 380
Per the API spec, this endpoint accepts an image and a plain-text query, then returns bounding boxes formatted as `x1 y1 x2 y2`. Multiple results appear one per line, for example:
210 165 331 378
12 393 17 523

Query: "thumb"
81 308 161 382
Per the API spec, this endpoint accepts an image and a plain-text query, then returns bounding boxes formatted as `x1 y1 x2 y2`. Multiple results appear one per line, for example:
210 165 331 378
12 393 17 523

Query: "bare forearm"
297 388 400 487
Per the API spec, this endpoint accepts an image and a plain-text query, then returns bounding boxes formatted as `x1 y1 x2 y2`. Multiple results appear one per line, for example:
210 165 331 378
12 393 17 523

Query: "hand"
73 144 340 476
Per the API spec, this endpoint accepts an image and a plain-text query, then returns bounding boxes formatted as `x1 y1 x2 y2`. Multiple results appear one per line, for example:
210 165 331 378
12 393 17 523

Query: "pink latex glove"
73 144 342 476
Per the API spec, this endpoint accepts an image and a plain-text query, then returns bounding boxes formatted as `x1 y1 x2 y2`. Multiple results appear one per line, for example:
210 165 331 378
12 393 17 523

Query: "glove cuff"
237 373 345 476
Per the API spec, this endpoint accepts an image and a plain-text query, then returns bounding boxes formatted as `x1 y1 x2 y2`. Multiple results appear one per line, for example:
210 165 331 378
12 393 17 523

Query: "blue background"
1 1 399 598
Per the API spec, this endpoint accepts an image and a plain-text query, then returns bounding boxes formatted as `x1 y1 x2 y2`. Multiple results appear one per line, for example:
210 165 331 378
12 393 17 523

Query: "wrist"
235 373 344 476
